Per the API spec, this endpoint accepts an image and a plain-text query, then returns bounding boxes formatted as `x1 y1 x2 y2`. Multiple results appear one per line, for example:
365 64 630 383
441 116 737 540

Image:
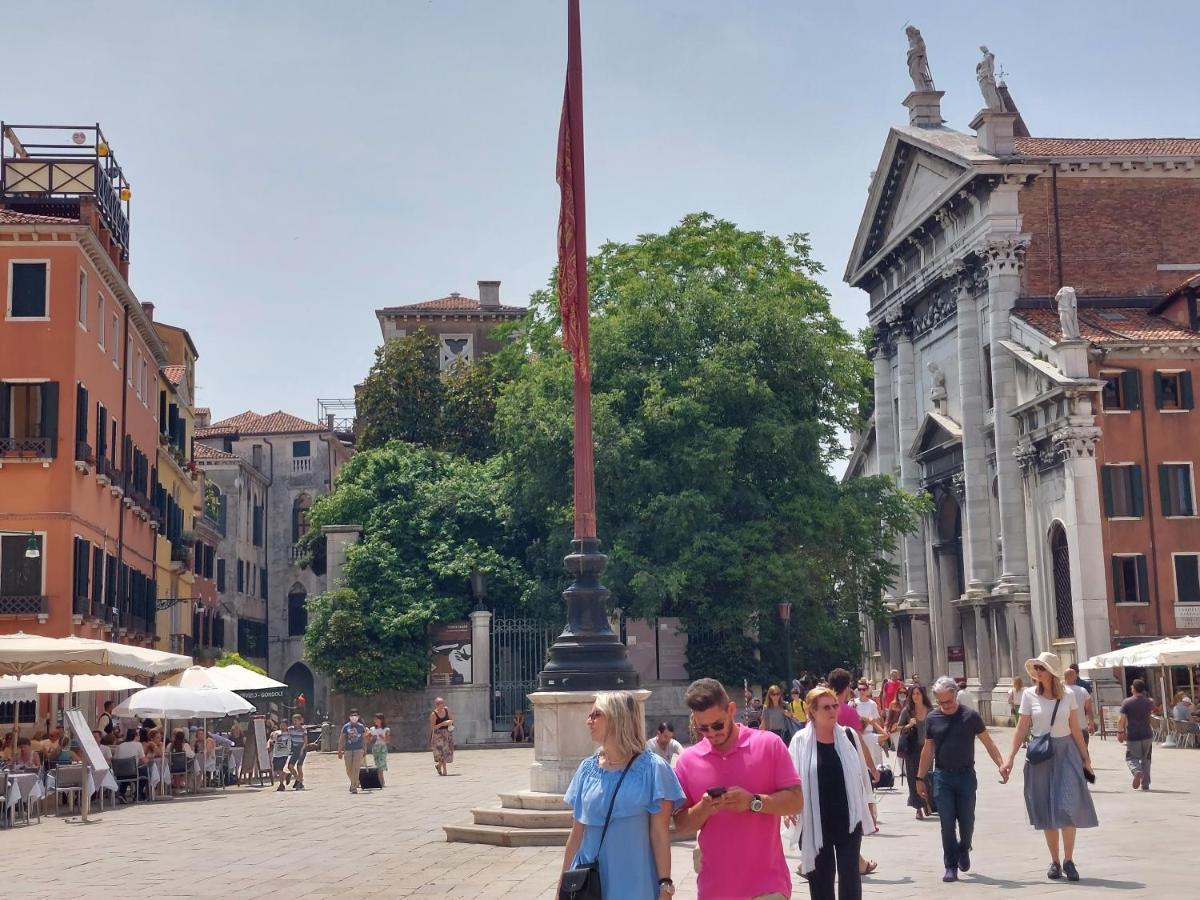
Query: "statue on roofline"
1056 286 1081 340
977 46 1004 111
906 26 935 92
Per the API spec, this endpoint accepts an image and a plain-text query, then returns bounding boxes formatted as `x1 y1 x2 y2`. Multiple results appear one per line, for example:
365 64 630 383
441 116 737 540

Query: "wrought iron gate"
491 617 558 732
1051 526 1075 639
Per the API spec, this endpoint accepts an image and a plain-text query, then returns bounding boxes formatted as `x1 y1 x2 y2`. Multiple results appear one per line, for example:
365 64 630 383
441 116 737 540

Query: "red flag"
557 0 590 385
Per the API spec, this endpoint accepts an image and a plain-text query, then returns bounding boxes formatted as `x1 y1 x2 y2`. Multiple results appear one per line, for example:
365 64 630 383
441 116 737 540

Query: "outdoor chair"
167 751 190 794
1150 714 1165 742
1171 717 1199 749
0 772 8 828
111 755 143 804
212 746 229 791
52 763 84 815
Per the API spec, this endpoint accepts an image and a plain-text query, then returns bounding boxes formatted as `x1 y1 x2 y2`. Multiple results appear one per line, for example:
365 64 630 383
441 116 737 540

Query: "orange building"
0 124 160 644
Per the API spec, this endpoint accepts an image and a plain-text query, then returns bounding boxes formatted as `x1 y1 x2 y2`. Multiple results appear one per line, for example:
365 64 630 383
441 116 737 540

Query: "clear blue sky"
8 1 1199 422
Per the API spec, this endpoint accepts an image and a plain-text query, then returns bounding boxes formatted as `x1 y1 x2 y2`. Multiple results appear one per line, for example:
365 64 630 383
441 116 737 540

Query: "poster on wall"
430 622 472 685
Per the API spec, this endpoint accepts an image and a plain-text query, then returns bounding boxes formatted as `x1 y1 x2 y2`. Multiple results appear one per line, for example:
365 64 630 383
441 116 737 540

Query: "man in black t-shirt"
916 676 1009 883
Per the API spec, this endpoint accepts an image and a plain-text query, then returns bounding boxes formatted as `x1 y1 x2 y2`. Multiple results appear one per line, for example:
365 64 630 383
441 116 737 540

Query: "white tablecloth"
5 772 45 809
46 769 118 796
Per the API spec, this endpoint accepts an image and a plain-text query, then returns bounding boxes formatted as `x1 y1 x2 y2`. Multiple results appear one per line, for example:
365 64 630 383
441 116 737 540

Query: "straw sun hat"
1024 651 1065 682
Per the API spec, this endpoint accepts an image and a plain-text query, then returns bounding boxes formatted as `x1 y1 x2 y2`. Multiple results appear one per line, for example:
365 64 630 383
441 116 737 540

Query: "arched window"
292 494 312 545
287 585 308 636
1050 524 1074 639
936 493 965 599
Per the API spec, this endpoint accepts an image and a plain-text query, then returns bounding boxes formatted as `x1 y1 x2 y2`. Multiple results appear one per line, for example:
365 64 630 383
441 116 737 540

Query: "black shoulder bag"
559 753 639 900
1025 698 1061 765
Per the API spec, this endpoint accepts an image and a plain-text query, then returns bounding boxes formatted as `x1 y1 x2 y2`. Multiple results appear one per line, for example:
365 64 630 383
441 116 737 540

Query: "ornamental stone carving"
950 470 966 500
1014 440 1039 471
913 289 957 336
1053 426 1101 460
928 362 948 411
982 237 1028 275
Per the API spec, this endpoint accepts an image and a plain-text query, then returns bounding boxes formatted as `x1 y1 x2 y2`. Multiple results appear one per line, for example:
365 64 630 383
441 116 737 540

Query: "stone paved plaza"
0 728 1193 898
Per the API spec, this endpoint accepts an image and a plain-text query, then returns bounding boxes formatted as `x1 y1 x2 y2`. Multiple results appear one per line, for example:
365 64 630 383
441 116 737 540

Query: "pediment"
910 410 962 459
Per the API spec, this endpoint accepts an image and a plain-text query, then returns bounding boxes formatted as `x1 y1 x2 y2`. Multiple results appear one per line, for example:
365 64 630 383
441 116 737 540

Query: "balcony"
74 441 94 472
169 541 191 567
0 595 48 616
96 455 117 486
73 593 90 617
292 457 312 474
0 436 51 460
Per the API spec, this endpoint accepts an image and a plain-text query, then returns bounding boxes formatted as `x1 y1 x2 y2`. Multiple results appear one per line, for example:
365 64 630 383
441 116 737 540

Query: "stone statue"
1055 286 1081 340
905 26 935 91
928 361 947 410
976 46 1004 111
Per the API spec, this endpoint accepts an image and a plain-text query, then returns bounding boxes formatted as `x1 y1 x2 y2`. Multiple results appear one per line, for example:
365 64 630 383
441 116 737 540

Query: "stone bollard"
320 719 333 752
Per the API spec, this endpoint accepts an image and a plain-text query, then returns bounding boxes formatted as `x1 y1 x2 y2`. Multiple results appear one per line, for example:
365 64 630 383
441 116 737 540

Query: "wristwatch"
749 794 764 813
657 878 675 895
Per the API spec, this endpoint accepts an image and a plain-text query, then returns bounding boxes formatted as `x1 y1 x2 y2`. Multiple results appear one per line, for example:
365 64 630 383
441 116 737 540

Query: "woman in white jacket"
787 686 877 900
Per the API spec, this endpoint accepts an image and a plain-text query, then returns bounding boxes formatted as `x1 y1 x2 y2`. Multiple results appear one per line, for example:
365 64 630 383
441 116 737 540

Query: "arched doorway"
285 661 315 717
1050 524 1074 639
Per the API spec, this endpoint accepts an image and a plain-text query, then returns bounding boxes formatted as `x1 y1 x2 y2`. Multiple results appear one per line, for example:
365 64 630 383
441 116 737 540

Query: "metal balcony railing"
0 595 48 615
73 593 90 616
0 437 51 458
75 441 94 464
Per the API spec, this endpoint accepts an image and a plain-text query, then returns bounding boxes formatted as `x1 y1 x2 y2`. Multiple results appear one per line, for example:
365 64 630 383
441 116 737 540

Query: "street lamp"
24 533 40 559
470 569 488 610
777 601 793 686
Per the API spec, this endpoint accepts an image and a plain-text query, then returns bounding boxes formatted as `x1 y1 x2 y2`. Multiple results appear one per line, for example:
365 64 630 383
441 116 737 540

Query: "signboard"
430 622 472 685
252 715 270 773
1174 605 1200 628
65 708 110 783
947 645 966 662
236 687 289 721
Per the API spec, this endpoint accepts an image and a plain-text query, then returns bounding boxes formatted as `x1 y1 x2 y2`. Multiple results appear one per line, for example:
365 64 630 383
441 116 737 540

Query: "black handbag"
558 753 638 900
1025 698 1061 765
897 723 919 758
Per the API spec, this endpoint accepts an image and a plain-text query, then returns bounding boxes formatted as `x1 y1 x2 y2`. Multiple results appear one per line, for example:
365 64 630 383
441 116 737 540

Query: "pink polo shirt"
675 724 800 898
838 700 863 732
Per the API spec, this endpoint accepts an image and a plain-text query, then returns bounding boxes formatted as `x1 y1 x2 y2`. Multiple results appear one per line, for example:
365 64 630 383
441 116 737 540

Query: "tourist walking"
430 697 454 776
646 722 683 766
1001 652 1098 882
896 684 934 819
368 713 390 787
851 679 885 768
286 714 317 790
561 691 683 899
1117 678 1155 791
760 685 791 743
828 669 880 877
788 686 808 731
881 669 904 710
269 722 292 790
1063 666 1096 744
916 675 1009 882
673 678 802 899
337 708 368 794
788 686 876 900
1006 676 1024 727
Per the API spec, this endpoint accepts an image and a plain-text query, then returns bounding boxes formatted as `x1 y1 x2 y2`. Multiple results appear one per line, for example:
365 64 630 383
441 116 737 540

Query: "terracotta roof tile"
1015 138 1200 158
1016 306 1200 344
193 443 240 462
378 293 526 314
202 410 326 436
0 208 78 225
162 365 186 386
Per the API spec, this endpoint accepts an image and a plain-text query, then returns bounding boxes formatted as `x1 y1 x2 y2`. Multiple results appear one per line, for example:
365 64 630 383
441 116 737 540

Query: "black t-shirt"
926 706 985 771
1120 694 1155 741
816 740 850 838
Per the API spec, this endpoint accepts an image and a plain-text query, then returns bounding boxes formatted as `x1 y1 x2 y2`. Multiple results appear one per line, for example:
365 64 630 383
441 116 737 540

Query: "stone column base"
528 689 651 794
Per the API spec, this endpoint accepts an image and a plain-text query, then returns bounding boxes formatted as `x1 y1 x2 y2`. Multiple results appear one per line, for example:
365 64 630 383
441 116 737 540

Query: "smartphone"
706 786 727 798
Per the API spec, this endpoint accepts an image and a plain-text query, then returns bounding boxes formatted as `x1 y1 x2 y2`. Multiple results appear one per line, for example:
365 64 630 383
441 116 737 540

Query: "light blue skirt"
1023 735 1099 830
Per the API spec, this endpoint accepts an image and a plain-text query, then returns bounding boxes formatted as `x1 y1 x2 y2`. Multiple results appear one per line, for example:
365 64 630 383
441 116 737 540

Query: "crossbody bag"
558 753 639 900
1025 698 1062 765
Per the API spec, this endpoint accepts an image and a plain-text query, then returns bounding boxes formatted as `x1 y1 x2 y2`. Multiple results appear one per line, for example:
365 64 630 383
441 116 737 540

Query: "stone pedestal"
970 109 1019 156
903 90 945 128
528 689 651 794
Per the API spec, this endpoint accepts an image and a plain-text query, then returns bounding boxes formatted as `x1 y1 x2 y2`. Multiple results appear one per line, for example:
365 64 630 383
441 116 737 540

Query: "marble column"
953 268 995 594
983 238 1030 592
872 336 902 601
1056 426 1110 661
911 613 933 683
893 318 929 605
887 618 901 675
972 603 996 691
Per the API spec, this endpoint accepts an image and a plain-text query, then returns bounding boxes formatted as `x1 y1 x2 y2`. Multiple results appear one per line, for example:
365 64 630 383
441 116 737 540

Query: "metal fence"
490 617 558 732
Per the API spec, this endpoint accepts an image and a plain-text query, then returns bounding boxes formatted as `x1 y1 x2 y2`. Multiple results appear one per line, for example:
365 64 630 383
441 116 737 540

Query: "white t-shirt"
1173 701 1193 722
852 698 881 730
114 740 146 763
1019 687 1077 738
645 737 683 763
1066 684 1090 730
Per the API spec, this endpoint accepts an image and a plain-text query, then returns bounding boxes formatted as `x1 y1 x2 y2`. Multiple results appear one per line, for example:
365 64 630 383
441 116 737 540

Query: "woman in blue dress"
562 691 684 899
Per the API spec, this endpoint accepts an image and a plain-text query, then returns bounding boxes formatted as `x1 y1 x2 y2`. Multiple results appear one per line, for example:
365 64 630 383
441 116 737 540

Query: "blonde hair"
592 691 646 759
1035 670 1065 700
1011 675 1024 692
764 684 786 709
805 686 839 716
1173 690 1188 705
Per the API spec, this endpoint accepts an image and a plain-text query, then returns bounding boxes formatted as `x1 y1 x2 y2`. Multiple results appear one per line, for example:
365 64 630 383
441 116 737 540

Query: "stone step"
497 790 571 811
443 823 571 847
472 805 574 828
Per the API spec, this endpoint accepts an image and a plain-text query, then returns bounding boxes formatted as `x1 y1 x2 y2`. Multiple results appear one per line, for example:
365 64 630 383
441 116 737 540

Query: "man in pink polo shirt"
829 668 864 733
674 678 802 899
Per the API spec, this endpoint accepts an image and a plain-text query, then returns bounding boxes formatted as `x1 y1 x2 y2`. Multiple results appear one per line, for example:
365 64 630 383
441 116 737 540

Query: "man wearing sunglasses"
674 678 802 899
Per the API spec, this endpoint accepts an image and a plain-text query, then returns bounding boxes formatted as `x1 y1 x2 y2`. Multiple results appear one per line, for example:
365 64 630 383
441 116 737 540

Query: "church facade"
844 33 1200 718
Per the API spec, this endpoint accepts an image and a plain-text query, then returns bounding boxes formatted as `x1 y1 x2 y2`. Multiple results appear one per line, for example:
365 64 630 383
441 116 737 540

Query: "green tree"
213 652 267 675
496 213 922 682
303 441 535 694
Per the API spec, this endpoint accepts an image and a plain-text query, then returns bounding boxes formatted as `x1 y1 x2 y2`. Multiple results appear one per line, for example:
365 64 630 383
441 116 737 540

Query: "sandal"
861 860 878 876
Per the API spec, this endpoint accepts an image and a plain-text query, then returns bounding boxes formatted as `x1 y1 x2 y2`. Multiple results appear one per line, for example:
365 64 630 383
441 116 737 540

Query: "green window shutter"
1102 466 1115 517
41 382 59 457
0 383 10 439
1111 556 1124 603
1123 370 1141 410
1131 464 1144 517
1154 372 1165 409
1136 555 1150 604
1181 372 1194 410
1160 464 1173 516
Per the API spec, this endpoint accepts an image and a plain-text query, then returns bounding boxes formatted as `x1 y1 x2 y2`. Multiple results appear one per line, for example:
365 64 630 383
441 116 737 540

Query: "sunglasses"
768 690 781 695
694 719 728 734
816 704 839 713
857 686 870 691
1032 664 1046 672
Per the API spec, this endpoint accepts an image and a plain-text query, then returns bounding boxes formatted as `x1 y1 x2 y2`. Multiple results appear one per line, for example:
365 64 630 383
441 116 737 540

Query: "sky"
7 1 1200 426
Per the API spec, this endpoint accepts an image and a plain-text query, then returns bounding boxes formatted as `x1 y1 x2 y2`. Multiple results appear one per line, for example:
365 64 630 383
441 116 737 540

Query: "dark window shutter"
92 546 103 607
1131 465 1144 517
1154 372 1165 409
1136 555 1150 604
1160 464 1173 516
217 558 226 592
10 262 47 316
1123 370 1141 410
41 382 59 456
75 384 89 443
1111 556 1123 603
159 390 167 432
1102 466 1115 517
1182 372 1194 410
0 383 10 439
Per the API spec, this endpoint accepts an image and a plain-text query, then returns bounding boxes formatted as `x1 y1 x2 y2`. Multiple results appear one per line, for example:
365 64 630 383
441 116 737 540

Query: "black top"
1120 695 1155 741
925 706 985 772
816 740 850 838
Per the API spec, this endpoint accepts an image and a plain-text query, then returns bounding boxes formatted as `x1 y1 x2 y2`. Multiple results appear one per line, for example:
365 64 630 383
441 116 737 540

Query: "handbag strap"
596 753 639 856
1048 698 1062 728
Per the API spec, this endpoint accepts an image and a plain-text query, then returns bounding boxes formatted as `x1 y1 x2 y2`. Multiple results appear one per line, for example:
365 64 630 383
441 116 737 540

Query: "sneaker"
1063 860 1079 882
958 847 971 873
942 868 958 882
276 783 285 793
1142 783 1150 791
293 782 305 791
1132 771 1142 789
350 786 358 794
1047 862 1062 880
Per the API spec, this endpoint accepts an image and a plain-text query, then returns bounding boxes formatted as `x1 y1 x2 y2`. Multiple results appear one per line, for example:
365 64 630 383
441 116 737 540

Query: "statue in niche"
1055 286 1081 340
928 362 947 411
976 46 1004 111
905 26 935 92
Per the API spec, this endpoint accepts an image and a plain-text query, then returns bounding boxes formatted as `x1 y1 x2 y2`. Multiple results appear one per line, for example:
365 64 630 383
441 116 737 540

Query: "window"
288 590 308 636
0 382 59 456
127 337 133 385
1159 463 1195 517
135 353 143 401
260 568 268 600
252 505 264 547
292 440 310 458
1155 371 1194 411
1101 464 1143 518
236 560 244 593
97 296 105 349
982 345 994 409
216 558 226 593
237 618 267 658
1102 371 1141 411
78 271 87 328
7 262 48 318
73 537 91 612
0 533 44 598
1112 555 1149 604
251 444 263 470
1174 554 1200 604
96 403 108 460
111 314 119 364
75 383 89 447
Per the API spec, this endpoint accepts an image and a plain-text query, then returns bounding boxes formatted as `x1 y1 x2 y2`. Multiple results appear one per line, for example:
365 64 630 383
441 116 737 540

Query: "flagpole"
537 0 637 692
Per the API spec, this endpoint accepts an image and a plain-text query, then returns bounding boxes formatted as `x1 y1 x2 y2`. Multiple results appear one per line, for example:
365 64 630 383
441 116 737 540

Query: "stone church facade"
845 33 1200 718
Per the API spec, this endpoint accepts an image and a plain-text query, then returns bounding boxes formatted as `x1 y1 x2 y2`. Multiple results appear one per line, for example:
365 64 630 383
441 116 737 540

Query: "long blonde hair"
1035 670 1064 700
592 691 646 760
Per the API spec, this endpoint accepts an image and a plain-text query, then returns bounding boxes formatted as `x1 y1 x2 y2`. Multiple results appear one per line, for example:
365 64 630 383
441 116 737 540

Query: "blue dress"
565 751 684 899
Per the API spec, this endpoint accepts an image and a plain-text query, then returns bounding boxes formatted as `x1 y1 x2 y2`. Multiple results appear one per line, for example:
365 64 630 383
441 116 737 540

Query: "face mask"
349 716 359 723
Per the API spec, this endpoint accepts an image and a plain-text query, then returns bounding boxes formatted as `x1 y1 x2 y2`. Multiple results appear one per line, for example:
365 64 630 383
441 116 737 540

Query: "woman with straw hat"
1000 651 1098 882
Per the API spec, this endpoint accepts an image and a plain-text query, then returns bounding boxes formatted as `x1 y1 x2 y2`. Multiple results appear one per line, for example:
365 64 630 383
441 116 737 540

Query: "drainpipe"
116 306 131 641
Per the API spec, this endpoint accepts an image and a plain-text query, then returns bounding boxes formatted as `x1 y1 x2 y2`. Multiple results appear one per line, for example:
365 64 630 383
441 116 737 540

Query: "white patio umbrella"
0 679 36 702
0 673 144 694
0 632 191 678
160 664 286 692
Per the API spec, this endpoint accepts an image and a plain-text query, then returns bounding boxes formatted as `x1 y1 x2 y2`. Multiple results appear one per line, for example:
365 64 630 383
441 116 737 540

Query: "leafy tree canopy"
213 652 266 675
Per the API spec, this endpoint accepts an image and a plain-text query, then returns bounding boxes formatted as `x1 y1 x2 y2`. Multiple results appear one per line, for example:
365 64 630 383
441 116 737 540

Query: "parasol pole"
1160 668 1178 747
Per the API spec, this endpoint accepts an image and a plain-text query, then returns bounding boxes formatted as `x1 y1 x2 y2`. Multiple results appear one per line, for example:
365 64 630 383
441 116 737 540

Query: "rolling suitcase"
359 766 383 790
